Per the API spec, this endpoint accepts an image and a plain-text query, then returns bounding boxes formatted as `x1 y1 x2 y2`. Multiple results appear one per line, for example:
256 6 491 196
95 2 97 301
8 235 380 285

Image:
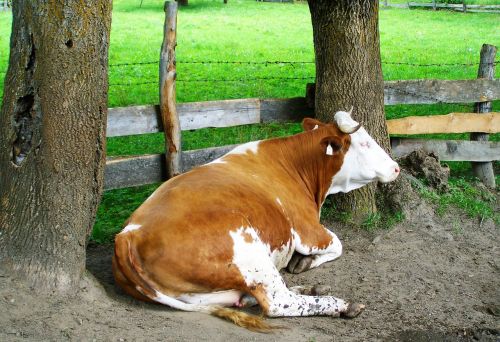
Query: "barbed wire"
0 60 498 74
383 61 499 67
109 61 158 67
108 60 500 68
109 75 316 86
109 81 157 86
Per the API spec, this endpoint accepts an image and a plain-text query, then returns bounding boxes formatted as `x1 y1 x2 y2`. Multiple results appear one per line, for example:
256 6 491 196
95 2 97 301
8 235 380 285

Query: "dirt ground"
1 196 499 341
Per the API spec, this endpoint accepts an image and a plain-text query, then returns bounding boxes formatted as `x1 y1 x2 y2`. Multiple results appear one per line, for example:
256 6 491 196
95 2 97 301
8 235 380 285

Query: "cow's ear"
320 136 343 156
302 118 323 131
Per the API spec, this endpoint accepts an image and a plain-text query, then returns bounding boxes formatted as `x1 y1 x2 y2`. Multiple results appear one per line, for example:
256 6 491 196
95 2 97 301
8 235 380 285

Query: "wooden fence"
0 0 11 11
382 1 500 13
104 3 499 191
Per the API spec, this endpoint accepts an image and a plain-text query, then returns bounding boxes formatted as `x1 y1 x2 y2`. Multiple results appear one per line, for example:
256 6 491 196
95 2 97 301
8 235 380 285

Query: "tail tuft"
210 307 280 333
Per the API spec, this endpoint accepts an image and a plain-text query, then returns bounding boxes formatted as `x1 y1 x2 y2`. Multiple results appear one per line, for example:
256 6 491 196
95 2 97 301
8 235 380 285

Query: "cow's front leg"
287 227 342 274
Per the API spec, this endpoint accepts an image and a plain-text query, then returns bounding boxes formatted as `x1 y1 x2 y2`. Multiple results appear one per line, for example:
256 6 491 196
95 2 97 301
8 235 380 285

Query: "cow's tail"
113 232 277 333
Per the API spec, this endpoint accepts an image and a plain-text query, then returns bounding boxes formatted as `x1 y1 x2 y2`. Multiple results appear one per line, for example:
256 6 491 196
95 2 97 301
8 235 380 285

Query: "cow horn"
334 109 361 134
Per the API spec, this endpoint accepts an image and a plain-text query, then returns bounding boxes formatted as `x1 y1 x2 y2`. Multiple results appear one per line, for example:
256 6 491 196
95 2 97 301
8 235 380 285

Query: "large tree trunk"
308 0 388 221
0 1 112 292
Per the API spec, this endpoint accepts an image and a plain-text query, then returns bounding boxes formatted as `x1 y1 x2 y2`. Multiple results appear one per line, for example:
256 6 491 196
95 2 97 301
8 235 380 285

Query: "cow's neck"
264 131 340 212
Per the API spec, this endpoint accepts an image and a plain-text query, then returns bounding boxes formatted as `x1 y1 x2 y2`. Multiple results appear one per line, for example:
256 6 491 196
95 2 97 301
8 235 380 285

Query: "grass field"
0 1 498 242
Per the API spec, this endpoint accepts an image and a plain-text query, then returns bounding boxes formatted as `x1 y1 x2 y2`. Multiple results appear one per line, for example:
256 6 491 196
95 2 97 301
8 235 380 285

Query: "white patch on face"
328 127 399 194
226 141 260 156
119 224 141 234
313 124 319 130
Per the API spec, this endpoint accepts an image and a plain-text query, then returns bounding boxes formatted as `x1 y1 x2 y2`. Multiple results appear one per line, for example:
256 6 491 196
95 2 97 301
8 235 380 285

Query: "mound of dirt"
0 195 498 341
398 149 450 192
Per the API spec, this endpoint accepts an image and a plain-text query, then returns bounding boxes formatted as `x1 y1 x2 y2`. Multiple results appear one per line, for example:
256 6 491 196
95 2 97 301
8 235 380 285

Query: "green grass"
3 1 498 106
0 1 499 241
419 177 500 224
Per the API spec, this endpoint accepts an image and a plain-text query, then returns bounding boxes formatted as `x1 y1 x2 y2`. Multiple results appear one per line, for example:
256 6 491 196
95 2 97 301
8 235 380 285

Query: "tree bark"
0 0 112 292
307 0 388 221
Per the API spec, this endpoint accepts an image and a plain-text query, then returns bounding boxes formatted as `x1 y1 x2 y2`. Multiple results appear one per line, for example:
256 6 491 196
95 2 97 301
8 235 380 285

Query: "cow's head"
304 109 400 194
329 109 399 193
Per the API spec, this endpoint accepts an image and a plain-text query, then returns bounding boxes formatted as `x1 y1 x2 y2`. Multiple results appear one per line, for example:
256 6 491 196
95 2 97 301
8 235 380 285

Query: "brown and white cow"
112 110 400 331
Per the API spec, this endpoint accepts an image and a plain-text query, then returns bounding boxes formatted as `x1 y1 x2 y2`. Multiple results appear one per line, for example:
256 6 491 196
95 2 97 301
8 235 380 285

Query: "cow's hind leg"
240 284 331 308
230 228 363 318
249 270 364 318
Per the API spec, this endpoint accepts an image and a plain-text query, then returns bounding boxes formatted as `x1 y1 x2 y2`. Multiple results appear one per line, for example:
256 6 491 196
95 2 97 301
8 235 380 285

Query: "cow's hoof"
287 255 313 274
238 294 258 307
342 303 365 318
311 284 331 296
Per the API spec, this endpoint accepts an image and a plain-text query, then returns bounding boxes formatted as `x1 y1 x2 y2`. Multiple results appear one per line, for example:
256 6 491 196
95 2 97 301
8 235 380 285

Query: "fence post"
432 0 436 10
471 44 496 188
160 1 181 178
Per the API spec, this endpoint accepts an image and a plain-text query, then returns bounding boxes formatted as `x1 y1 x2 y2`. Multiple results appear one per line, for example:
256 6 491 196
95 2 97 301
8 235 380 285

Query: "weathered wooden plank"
105 137 500 190
391 138 500 162
104 154 165 190
302 79 500 108
177 98 260 130
107 105 161 137
408 2 500 10
181 144 237 172
387 112 500 135
104 144 238 190
106 78 499 137
384 79 500 105
107 99 261 137
260 97 313 123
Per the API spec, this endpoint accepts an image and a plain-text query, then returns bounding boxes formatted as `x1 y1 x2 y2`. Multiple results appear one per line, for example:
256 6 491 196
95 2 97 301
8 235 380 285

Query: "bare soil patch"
1 197 499 341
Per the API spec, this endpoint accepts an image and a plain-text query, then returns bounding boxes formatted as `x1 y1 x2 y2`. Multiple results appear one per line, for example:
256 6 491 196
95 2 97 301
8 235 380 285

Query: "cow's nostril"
395 167 400 173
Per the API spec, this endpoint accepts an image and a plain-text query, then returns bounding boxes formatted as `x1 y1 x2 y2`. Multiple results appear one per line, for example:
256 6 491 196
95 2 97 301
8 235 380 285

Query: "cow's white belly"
177 290 243 306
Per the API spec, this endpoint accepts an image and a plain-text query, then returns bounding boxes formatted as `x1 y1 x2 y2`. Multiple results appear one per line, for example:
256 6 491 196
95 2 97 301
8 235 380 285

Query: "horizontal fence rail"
387 112 500 135
107 78 500 138
407 2 500 13
104 138 500 190
383 79 500 105
391 139 500 163
107 98 313 137
105 106 500 190
105 145 236 190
